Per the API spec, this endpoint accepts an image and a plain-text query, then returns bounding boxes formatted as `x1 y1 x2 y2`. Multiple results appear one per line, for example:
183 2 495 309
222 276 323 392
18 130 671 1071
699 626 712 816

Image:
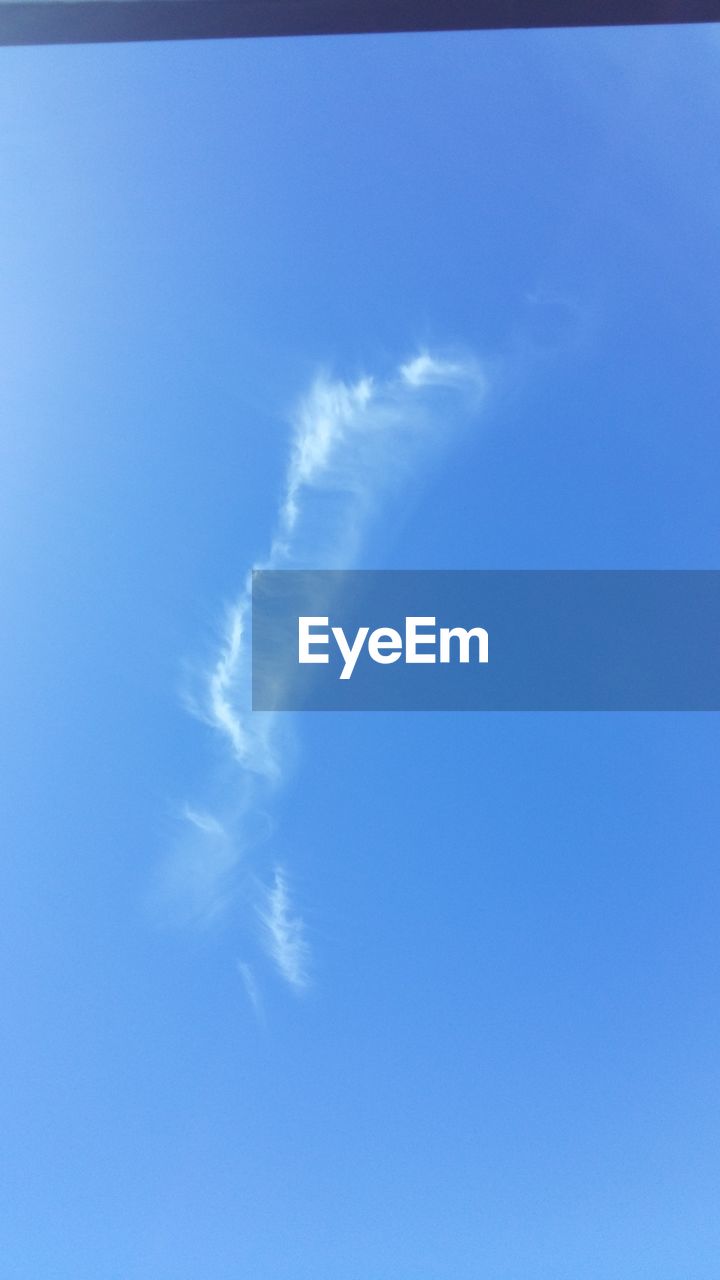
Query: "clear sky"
2 20 720 1280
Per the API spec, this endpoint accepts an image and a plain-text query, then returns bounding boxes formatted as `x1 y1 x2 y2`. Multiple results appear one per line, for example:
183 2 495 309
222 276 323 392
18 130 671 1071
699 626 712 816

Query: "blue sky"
2 20 720 1279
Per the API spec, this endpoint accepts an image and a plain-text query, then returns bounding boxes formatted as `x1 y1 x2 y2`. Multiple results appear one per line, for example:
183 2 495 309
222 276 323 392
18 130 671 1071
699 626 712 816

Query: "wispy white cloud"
278 373 375 544
237 960 264 1022
258 868 310 992
202 596 280 783
164 350 486 992
182 805 225 837
206 602 247 763
399 350 486 390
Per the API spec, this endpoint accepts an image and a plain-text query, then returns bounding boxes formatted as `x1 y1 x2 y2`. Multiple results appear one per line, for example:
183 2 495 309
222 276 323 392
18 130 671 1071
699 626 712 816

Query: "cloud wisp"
161 350 486 997
258 867 310 991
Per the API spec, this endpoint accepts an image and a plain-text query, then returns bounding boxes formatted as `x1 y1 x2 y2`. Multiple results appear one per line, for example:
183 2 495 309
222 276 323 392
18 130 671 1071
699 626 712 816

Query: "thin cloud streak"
237 960 265 1022
207 602 247 763
182 806 225 838
258 868 310 991
169 349 486 991
399 351 486 389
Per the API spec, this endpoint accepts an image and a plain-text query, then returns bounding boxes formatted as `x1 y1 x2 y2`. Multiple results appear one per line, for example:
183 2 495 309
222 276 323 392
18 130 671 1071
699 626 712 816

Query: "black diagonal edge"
0 0 718 47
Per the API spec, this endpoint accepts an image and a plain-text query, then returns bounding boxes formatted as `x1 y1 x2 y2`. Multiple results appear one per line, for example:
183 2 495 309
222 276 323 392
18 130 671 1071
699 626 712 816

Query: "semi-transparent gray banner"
252 570 720 711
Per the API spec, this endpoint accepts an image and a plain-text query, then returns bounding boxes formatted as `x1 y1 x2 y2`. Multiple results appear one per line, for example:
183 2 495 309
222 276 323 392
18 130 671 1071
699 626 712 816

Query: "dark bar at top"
1 0 719 48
